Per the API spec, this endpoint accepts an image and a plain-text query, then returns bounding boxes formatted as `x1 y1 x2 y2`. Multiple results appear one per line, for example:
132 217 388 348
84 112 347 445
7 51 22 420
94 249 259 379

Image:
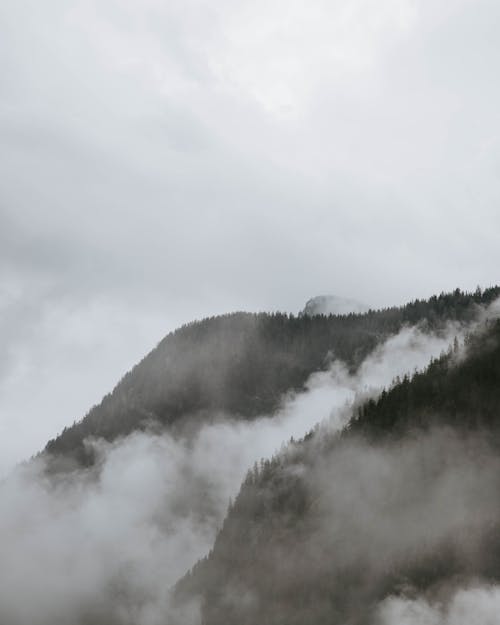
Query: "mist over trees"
44 287 499 467
174 314 500 625
4 0 500 622
3 287 500 625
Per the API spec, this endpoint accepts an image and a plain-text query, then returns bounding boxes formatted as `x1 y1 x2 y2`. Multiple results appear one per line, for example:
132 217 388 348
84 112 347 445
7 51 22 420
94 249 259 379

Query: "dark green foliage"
44 287 500 465
350 317 500 439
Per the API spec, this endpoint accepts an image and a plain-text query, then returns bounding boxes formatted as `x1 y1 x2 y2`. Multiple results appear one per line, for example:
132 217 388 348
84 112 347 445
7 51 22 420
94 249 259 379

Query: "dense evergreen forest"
174 315 500 625
44 287 499 466
7 285 499 625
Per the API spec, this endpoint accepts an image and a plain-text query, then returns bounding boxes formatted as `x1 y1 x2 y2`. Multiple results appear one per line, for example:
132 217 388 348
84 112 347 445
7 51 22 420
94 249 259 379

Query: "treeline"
350 317 500 439
45 287 500 465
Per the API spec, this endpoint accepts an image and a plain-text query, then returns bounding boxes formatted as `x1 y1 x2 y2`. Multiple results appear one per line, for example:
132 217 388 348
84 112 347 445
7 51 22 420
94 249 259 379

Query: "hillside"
174 315 500 625
44 287 500 466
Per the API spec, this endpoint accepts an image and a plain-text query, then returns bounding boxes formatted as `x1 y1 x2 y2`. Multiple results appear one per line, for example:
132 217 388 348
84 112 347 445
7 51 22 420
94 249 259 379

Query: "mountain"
5 285 499 625
44 287 500 467
174 314 500 625
301 294 369 316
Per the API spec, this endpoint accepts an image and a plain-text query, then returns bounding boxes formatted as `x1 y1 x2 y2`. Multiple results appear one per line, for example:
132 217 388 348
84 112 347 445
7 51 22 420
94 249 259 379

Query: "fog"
311 430 500 576
377 585 500 625
166 304 500 624
3 0 500 620
224 426 500 625
0 321 462 625
305 428 500 623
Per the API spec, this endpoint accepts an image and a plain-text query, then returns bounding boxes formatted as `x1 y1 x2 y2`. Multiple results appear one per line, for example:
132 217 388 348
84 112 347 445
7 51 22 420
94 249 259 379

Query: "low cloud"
377 585 500 625
0 319 467 624
193 425 500 624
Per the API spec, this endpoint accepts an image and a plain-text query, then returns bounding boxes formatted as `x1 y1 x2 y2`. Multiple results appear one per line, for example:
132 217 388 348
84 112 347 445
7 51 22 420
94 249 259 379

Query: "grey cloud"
1 0 500 469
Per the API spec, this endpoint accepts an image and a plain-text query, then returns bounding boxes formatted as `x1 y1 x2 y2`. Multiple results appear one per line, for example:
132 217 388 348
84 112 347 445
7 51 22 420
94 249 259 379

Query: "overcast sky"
1 0 500 473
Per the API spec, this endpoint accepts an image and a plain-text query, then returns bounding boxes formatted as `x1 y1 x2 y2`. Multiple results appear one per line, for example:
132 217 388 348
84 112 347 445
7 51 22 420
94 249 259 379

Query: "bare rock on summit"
302 295 369 316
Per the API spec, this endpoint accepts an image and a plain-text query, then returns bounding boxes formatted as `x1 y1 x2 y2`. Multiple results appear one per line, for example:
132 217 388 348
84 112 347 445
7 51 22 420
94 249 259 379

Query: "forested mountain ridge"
174 315 500 625
44 287 500 466
350 318 500 439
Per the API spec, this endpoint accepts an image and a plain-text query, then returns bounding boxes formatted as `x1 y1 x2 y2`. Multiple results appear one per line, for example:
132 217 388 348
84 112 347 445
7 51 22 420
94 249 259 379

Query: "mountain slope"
44 287 500 466
174 316 500 625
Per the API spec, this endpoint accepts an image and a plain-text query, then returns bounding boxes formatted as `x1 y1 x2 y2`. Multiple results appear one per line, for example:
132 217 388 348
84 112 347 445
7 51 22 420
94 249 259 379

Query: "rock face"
301 295 369 316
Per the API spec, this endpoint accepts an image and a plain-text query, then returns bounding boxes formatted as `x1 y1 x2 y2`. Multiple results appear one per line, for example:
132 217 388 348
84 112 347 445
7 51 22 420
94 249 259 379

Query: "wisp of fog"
0 320 477 625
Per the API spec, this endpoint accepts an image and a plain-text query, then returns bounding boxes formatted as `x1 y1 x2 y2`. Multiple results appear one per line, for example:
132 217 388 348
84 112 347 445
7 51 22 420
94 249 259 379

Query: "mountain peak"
301 294 369 316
